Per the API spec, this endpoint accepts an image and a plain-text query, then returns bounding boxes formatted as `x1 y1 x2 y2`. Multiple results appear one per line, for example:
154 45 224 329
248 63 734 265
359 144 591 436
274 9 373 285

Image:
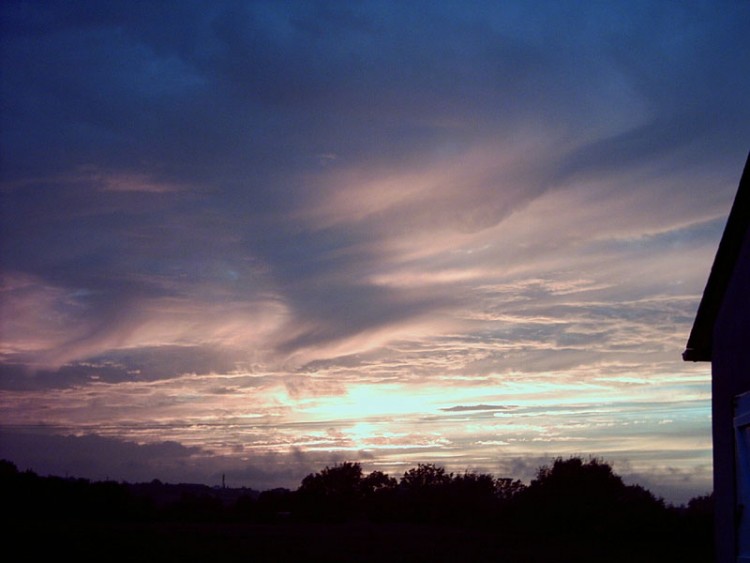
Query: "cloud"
0 271 288 370
441 404 513 413
0 429 203 482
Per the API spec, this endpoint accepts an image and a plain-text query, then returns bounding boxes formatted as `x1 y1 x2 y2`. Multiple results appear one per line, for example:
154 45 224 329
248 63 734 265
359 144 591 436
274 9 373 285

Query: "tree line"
0 457 713 543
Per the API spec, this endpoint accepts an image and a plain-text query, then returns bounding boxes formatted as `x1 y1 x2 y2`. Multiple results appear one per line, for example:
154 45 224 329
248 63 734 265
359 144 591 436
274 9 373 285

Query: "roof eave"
682 151 750 363
682 347 711 362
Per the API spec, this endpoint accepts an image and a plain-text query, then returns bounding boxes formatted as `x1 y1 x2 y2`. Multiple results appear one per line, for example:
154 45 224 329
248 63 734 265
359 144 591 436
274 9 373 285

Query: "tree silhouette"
0 457 715 562
0 456 717 561
361 469 397 495
400 463 452 490
444 471 499 524
494 477 526 502
399 463 454 522
513 456 669 546
297 462 365 521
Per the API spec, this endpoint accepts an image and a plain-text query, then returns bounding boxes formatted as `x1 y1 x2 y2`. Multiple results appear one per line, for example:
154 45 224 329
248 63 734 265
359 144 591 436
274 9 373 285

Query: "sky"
1 0 749 504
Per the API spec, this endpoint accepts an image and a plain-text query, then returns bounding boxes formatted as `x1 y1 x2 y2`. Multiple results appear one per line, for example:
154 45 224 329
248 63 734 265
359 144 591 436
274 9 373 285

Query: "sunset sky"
1 1 749 503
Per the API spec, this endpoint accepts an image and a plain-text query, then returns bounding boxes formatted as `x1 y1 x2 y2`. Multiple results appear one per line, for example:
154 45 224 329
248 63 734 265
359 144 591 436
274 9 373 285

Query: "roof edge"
683 151 750 362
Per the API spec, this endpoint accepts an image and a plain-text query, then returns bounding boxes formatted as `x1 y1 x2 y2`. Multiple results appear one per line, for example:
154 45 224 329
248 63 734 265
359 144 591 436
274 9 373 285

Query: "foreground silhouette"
1 457 713 561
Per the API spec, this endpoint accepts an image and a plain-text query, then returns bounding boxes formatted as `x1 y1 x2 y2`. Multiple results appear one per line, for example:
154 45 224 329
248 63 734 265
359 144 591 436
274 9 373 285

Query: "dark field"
7 520 712 563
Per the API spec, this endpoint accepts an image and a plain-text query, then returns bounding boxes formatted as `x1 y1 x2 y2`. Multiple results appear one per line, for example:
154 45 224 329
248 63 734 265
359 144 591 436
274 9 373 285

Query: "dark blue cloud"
0 428 204 482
